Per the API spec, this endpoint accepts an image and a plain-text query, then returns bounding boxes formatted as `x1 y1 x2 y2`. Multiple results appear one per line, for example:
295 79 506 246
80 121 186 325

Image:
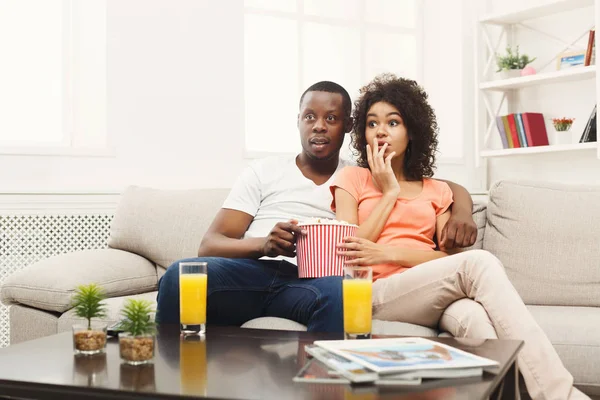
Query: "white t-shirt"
222 154 352 262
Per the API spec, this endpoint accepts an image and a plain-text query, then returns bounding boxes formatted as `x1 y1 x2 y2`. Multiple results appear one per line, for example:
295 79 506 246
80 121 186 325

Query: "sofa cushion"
241 317 307 331
57 291 158 332
484 180 600 306
372 320 438 337
108 186 230 269
527 305 600 391
1 249 158 313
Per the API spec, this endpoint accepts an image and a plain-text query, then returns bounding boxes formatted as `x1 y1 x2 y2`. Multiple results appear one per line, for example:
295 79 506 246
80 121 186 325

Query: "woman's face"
365 101 409 159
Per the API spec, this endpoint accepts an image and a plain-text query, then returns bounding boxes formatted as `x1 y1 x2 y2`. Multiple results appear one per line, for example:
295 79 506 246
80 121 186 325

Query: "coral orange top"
331 166 453 281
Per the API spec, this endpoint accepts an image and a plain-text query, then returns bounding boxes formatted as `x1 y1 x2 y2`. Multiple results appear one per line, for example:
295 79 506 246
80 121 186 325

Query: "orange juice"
343 279 372 334
180 338 207 395
179 274 207 325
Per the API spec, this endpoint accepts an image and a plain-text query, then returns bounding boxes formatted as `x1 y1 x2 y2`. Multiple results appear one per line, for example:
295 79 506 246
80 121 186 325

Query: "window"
244 0 421 158
0 0 108 156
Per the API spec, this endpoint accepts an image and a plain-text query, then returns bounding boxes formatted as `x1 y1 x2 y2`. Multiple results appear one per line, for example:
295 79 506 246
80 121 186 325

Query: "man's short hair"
299 81 352 119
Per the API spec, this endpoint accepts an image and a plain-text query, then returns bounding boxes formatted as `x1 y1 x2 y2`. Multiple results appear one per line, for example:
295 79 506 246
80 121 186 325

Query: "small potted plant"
552 117 575 131
118 299 156 365
496 45 536 79
550 117 575 145
71 283 108 355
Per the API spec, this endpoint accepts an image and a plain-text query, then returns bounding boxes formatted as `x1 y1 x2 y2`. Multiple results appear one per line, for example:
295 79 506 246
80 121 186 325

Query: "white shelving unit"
474 0 599 167
479 65 596 91
481 141 597 158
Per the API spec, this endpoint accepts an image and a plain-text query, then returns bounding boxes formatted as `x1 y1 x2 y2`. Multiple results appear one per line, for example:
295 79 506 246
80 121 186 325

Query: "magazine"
294 356 422 386
313 337 499 375
293 358 350 384
304 344 378 383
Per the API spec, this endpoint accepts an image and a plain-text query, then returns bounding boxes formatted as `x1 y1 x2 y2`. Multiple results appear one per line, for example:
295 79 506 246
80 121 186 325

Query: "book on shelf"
506 114 521 148
521 113 549 147
495 117 509 149
495 113 549 149
501 115 514 148
579 105 597 143
585 29 595 67
312 337 498 375
515 113 528 147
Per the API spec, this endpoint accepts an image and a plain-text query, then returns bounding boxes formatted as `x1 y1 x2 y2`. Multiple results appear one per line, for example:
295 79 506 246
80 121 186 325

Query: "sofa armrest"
1 249 158 313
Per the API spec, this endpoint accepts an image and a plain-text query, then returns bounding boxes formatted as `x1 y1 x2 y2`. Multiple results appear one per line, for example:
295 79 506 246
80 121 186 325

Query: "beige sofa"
2 180 599 397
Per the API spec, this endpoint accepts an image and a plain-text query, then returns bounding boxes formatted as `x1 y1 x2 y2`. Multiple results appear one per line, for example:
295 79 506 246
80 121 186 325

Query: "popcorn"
298 217 357 226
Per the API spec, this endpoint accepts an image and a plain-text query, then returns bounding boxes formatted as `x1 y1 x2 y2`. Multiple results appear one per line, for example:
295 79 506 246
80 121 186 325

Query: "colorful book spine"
501 115 514 148
521 113 549 146
585 29 595 66
515 113 528 147
495 116 509 149
506 114 521 148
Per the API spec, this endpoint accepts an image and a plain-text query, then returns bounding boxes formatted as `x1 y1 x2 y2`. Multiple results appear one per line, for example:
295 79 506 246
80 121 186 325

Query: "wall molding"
0 192 120 214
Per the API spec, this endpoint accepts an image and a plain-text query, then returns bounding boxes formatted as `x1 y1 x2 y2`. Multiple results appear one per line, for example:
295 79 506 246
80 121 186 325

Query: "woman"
331 73 588 400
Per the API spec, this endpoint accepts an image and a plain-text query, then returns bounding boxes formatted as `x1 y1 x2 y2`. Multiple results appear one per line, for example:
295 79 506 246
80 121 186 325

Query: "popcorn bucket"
296 222 358 278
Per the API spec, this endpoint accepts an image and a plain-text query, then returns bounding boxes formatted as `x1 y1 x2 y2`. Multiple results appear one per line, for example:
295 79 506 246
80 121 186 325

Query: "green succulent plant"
496 46 536 72
72 283 108 330
117 299 156 337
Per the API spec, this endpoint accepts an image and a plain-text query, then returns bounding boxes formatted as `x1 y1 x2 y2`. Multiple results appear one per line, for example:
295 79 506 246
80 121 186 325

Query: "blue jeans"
156 257 343 333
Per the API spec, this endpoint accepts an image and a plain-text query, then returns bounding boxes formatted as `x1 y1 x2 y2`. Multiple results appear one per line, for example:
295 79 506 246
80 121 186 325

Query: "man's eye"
326 115 336 122
367 121 377 128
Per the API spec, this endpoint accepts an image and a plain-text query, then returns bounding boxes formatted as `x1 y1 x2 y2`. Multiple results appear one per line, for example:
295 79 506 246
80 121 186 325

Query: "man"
156 81 476 332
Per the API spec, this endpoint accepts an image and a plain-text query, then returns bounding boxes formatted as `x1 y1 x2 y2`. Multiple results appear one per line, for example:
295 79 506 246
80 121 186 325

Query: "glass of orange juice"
343 266 372 339
179 262 207 336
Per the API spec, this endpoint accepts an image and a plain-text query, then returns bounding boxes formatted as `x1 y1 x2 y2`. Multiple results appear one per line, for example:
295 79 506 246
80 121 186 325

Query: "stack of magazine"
294 337 499 386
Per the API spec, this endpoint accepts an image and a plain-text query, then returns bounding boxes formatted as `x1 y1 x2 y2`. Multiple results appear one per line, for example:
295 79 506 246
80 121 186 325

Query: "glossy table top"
0 325 522 399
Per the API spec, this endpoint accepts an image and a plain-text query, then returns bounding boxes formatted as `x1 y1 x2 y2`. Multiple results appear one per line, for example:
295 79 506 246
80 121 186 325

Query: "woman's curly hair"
351 73 439 181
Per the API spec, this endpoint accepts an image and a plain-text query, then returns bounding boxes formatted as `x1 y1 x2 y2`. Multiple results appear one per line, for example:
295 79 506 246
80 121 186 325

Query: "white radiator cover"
0 193 118 347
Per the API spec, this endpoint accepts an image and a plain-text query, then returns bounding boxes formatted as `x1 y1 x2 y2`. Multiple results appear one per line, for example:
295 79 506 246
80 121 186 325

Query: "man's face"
297 91 347 161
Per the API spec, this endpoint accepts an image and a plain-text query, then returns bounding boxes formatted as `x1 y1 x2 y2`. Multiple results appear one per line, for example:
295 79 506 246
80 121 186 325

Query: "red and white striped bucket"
296 223 358 278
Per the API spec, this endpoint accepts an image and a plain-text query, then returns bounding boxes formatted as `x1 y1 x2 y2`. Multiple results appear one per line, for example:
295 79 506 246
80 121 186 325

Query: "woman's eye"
305 114 315 120
389 120 399 127
367 121 377 128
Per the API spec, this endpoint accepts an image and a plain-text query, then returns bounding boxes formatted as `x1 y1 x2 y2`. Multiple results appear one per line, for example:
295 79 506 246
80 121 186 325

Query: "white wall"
422 0 487 192
1 0 596 195
0 0 245 193
485 0 600 186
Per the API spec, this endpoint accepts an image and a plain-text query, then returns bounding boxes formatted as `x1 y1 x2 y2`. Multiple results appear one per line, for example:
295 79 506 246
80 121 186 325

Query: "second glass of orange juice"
179 262 207 336
343 266 372 339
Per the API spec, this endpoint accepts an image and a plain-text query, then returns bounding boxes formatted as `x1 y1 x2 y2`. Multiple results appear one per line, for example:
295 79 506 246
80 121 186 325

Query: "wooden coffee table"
0 325 522 399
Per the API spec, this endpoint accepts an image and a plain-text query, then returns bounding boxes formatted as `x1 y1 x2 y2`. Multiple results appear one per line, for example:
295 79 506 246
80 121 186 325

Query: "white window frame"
0 0 113 158
243 0 424 159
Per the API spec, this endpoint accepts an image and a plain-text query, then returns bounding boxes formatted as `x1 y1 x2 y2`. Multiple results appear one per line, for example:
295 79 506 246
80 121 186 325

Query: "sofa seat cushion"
527 305 600 389
1 249 158 313
57 291 158 332
241 317 307 331
484 180 600 307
